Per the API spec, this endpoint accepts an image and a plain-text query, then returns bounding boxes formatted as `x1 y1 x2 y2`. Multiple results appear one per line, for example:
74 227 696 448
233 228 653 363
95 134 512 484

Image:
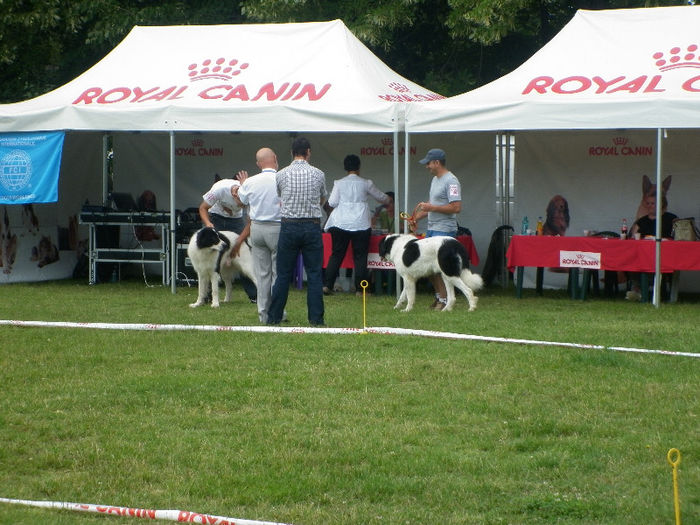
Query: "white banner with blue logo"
0 131 65 204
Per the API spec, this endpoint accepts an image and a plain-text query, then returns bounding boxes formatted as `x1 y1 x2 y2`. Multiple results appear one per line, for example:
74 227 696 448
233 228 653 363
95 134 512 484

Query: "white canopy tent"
405 6 700 305
0 20 442 289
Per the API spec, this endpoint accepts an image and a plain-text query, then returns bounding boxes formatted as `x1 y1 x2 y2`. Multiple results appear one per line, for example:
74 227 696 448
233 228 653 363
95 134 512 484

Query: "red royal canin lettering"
682 75 700 91
523 74 669 95
73 82 332 104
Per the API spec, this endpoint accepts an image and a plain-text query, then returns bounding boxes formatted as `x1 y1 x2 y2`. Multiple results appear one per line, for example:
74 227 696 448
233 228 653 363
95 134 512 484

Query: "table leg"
536 267 544 296
640 273 649 303
516 267 524 298
581 269 590 300
670 271 680 303
569 268 580 299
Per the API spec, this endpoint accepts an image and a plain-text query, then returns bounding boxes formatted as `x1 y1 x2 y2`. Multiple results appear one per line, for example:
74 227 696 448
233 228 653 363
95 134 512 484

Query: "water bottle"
521 216 529 235
620 218 628 239
536 216 544 236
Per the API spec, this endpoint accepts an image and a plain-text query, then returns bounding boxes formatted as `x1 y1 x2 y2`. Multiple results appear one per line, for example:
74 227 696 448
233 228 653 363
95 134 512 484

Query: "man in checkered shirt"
267 137 328 326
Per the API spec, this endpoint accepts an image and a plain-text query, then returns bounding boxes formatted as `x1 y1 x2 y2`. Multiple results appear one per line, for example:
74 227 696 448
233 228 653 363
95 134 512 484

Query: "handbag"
671 217 699 241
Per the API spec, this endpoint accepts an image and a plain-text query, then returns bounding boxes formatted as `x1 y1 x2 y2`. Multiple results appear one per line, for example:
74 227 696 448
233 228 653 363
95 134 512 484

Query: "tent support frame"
652 128 664 308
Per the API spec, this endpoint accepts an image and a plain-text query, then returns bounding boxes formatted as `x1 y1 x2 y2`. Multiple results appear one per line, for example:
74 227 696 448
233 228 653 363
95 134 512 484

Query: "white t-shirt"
202 178 243 218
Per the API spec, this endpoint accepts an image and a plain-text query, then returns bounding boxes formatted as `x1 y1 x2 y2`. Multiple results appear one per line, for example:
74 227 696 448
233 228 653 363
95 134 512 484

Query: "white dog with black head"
187 227 256 308
378 234 483 312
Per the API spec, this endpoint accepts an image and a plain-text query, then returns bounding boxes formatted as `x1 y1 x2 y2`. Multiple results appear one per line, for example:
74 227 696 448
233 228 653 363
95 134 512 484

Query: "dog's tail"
461 269 484 291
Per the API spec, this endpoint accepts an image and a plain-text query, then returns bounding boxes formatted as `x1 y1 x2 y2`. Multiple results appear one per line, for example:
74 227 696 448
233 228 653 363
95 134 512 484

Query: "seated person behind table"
629 193 677 239
625 192 677 301
134 190 161 241
371 191 395 232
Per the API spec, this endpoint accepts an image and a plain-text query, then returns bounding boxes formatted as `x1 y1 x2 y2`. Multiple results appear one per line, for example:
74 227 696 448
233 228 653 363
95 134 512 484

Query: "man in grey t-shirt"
413 148 462 310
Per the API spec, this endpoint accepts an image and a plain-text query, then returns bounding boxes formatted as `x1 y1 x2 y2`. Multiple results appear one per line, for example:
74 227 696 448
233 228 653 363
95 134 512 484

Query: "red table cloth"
506 235 700 273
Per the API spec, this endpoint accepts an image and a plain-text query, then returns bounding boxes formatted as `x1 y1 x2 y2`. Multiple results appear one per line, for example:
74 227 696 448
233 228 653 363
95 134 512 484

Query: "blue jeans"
267 221 324 325
426 229 457 238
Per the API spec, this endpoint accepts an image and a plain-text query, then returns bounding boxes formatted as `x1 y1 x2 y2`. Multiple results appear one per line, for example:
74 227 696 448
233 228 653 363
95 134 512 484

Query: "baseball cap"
418 148 446 164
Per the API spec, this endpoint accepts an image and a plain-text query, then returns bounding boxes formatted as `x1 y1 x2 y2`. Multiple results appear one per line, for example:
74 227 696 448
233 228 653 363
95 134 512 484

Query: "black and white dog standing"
378 234 483 312
187 227 256 308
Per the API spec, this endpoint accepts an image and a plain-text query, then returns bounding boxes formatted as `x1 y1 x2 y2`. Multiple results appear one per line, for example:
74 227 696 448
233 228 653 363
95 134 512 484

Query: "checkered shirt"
276 159 327 219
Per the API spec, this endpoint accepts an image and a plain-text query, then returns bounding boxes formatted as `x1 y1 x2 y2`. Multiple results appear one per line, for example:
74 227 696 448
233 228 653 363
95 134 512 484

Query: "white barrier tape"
0 497 292 525
368 326 700 358
1 319 697 359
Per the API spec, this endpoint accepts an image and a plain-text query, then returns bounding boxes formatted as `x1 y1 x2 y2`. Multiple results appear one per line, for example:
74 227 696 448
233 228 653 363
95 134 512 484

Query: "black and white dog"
187 227 256 308
378 234 483 312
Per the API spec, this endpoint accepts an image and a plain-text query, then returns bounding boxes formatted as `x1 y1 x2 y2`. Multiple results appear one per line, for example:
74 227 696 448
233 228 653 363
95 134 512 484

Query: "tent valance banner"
0 132 65 204
0 20 442 133
405 6 700 132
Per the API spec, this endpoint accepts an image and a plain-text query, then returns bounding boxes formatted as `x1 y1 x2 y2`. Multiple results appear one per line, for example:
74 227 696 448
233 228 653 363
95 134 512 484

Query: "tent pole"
170 131 177 294
502 133 512 288
102 134 109 204
394 118 402 300
652 128 664 308
402 128 410 234
394 128 400 234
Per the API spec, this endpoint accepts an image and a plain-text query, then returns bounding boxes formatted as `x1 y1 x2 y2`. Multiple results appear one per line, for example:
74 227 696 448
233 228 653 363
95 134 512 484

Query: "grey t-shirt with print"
428 171 461 232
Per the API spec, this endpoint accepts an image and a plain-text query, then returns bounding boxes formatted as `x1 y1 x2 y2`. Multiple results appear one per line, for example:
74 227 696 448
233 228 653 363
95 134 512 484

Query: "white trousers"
250 221 281 323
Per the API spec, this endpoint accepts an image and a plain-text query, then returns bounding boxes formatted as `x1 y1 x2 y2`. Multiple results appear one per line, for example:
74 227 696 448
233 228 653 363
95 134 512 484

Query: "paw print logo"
388 82 410 93
188 58 250 81
652 45 700 71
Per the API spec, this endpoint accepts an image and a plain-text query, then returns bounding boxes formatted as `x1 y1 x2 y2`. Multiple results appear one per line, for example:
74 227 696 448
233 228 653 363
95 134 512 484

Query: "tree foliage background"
0 0 685 104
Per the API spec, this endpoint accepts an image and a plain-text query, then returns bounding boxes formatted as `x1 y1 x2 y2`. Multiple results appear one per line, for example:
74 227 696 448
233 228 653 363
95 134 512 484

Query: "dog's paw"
401 307 413 313
189 302 201 308
210 302 220 308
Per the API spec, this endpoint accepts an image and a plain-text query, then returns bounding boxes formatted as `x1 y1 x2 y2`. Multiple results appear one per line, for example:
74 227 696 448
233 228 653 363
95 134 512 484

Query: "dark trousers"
209 214 257 301
324 227 371 291
267 220 324 325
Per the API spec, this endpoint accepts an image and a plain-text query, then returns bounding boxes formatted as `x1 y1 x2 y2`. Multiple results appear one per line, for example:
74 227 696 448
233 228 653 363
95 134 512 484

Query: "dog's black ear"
378 238 387 258
380 235 396 258
216 231 231 250
196 227 221 249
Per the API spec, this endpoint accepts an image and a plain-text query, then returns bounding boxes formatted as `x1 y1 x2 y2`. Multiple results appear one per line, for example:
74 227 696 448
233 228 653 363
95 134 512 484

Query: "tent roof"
406 6 700 132
0 20 441 133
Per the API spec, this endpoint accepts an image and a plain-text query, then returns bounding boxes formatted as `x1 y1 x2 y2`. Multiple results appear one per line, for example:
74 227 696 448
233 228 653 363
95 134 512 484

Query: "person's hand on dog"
229 242 242 259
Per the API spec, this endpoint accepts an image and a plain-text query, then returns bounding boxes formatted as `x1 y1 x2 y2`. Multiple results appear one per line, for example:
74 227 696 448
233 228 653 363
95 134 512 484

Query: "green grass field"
0 279 698 524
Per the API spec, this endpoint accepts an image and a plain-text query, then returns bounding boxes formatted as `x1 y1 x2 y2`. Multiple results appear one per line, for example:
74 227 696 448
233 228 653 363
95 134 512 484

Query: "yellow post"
667 448 681 525
360 280 369 331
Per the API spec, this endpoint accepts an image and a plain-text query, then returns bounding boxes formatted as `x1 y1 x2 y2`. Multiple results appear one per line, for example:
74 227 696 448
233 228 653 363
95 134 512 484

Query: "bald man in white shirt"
234 147 284 323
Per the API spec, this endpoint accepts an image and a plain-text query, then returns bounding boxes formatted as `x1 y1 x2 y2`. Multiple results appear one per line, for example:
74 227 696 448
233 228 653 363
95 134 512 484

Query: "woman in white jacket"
323 154 391 295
